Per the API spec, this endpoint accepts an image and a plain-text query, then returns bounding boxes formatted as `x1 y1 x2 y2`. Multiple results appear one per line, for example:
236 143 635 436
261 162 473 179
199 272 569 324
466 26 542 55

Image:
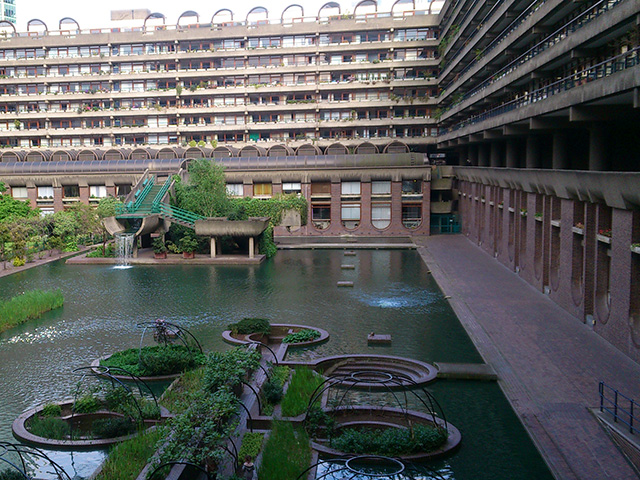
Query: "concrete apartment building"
0 1 639 361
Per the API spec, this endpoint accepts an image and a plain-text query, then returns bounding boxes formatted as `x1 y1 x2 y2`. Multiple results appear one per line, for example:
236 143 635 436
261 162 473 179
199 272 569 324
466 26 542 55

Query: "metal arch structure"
246 6 269 23
95 365 159 406
304 369 449 434
58 17 80 31
177 10 200 27
211 9 234 24
144 12 166 29
26 19 48 33
136 320 203 352
354 0 378 16
318 2 341 18
240 380 262 414
72 366 147 423
295 455 450 480
0 442 72 480
242 340 279 366
281 4 304 22
0 20 16 34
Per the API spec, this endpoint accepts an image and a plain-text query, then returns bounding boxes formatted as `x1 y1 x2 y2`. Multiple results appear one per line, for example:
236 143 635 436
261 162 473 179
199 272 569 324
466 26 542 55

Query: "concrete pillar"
506 139 519 168
552 132 569 170
53 186 64 213
526 135 541 169
210 237 216 258
589 127 606 171
468 145 479 166
478 144 490 167
490 142 502 167
27 186 37 209
249 237 254 259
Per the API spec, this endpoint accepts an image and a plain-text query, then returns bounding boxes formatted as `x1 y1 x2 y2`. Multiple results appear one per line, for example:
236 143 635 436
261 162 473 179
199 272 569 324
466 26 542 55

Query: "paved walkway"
414 235 640 480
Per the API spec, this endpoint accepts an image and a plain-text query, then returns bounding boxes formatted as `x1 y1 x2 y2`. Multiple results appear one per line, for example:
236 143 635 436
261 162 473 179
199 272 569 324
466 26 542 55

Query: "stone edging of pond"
11 400 164 450
222 324 330 351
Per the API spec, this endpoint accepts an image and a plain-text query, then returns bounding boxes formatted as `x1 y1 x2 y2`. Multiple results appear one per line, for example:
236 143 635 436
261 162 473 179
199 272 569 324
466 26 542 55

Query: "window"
341 203 360 230
11 187 28 198
116 185 132 197
372 181 391 195
402 204 422 229
89 186 107 198
63 185 79 197
312 204 330 230
311 182 331 196
341 181 361 196
282 182 301 195
253 183 272 197
372 204 391 229
226 184 244 196
402 180 421 194
37 186 54 199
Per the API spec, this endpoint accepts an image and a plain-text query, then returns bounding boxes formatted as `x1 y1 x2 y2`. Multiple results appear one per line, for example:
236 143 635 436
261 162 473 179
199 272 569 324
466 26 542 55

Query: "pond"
0 250 552 479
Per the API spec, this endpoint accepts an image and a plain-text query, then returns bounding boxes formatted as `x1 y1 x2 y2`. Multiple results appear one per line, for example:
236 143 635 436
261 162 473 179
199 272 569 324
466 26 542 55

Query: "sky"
14 0 443 31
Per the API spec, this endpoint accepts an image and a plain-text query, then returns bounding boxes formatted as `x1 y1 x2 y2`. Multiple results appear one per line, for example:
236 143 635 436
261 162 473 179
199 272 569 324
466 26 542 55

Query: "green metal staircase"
115 175 205 228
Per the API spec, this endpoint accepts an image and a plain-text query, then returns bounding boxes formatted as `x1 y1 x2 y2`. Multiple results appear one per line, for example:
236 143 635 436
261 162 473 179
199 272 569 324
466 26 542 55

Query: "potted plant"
152 238 168 259
179 236 198 259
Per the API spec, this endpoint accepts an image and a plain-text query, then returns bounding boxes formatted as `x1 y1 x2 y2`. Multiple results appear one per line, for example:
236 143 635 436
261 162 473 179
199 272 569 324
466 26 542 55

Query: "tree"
96 196 122 250
0 192 39 223
0 222 10 269
173 159 230 217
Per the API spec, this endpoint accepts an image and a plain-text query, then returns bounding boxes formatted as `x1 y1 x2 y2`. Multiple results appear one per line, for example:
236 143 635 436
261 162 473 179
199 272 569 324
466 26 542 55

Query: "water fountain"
114 232 135 268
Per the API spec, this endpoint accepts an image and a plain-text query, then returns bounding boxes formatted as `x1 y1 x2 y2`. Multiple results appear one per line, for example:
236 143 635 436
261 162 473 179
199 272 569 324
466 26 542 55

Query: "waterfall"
114 232 135 268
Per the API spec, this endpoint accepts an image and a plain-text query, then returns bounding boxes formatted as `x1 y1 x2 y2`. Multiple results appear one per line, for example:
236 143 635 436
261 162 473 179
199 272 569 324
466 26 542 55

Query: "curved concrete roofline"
392 0 416 14
318 2 341 17
0 20 16 34
27 19 48 32
59 17 80 30
211 9 234 23
144 12 166 28
246 6 268 23
354 0 378 15
281 4 304 22
177 10 199 27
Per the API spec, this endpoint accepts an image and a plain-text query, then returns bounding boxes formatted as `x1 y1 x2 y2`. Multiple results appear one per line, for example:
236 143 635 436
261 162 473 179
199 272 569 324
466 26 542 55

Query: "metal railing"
152 177 173 205
442 46 640 135
599 381 638 435
154 202 206 227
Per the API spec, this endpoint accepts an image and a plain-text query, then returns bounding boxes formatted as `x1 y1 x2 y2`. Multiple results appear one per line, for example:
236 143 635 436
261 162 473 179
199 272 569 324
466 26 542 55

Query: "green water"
0 250 552 479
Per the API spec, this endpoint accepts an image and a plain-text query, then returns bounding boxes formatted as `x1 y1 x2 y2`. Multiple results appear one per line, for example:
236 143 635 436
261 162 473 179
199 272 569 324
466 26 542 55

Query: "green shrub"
160 367 204 414
330 424 448 456
74 394 101 414
28 416 69 440
92 417 137 439
282 329 320 344
41 403 62 417
203 347 261 393
262 379 283 404
101 345 205 377
86 244 115 258
12 256 25 267
228 317 271 335
259 421 310 480
281 367 324 417
0 289 64 334
237 432 265 465
0 469 27 480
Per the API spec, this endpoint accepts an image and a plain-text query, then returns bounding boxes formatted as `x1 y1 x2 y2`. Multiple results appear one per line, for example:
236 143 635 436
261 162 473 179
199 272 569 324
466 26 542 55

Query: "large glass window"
312 204 330 230
402 204 422 229
90 186 107 198
37 186 54 198
341 203 360 230
372 203 391 229
253 183 272 197
282 182 301 195
226 184 244 196
63 185 79 198
11 186 27 198
402 180 421 195
372 181 391 195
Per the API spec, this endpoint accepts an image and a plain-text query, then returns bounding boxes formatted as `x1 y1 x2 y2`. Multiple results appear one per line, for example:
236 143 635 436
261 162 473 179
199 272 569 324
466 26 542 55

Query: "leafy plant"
95 427 162 480
92 417 137 438
203 347 261 393
262 379 283 405
282 329 320 344
228 317 271 335
152 237 168 253
238 432 265 464
179 235 199 253
28 416 69 439
0 469 26 480
41 403 62 417
259 421 310 480
102 345 205 377
160 367 205 414
74 394 101 414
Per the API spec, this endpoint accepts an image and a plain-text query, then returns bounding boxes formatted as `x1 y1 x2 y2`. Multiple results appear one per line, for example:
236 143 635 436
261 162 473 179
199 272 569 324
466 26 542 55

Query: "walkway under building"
415 235 640 480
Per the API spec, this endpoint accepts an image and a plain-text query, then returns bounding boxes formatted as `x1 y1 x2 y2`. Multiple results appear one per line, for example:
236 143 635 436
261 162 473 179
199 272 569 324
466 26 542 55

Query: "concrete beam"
569 106 626 122
483 129 503 139
529 117 569 131
571 48 597 59
503 124 529 136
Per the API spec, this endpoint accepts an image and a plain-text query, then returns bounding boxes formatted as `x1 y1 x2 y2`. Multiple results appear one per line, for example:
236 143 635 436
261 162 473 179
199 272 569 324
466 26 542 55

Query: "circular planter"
222 324 329 348
311 406 461 461
91 355 184 383
12 400 162 450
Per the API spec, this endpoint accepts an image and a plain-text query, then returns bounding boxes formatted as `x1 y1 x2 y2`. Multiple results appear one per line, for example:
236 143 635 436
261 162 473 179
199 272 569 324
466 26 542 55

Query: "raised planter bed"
222 324 329 348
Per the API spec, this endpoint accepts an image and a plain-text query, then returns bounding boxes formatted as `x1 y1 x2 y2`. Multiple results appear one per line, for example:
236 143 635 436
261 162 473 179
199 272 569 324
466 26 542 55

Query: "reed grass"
281 367 324 418
0 289 64 333
95 427 163 480
258 421 310 480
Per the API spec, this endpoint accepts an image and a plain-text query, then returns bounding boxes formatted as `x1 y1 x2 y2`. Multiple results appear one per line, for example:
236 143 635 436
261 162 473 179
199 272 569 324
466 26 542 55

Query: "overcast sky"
15 0 443 31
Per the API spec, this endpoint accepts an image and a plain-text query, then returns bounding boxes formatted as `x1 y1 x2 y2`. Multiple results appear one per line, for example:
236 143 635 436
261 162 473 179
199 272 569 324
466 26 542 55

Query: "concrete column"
249 237 254 259
468 145 479 166
506 139 519 168
526 135 541 169
552 132 569 170
53 186 64 213
210 237 216 258
490 142 502 167
589 127 606 171
478 144 490 167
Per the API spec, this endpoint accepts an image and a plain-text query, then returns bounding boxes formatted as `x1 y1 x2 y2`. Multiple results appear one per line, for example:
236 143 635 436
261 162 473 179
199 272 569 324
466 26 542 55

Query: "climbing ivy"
229 195 308 226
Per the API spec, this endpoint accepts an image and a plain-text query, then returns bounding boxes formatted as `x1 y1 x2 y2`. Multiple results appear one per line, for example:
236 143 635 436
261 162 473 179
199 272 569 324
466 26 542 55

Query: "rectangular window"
402 180 421 194
37 186 54 198
402 204 422 229
63 185 79 197
341 204 361 220
371 181 391 195
372 203 391 229
282 182 301 194
341 181 361 196
89 186 107 198
226 184 244 196
253 183 272 197
311 182 331 196
11 186 28 198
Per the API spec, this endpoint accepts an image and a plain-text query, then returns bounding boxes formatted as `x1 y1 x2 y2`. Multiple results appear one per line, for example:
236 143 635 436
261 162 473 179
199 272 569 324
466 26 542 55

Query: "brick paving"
414 235 640 480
